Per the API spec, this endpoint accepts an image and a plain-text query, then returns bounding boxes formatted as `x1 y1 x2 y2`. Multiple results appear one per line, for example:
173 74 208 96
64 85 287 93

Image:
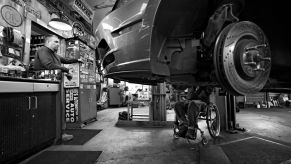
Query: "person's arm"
197 88 211 104
38 50 69 73
59 55 79 64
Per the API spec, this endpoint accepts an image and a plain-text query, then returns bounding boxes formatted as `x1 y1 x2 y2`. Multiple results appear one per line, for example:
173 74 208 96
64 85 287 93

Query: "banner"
65 88 79 123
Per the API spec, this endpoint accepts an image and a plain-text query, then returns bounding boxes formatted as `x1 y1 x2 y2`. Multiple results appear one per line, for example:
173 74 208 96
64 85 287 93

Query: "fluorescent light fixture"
48 18 72 31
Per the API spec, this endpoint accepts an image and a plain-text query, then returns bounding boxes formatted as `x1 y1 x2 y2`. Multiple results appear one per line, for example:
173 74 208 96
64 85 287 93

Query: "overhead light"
49 18 72 31
48 12 72 31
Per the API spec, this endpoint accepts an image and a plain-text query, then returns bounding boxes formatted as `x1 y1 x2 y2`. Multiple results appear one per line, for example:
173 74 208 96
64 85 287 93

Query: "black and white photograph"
1 0 291 164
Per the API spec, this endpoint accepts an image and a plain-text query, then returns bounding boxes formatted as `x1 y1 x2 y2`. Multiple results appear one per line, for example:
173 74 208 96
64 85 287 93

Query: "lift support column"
226 93 237 131
214 89 243 132
149 83 167 121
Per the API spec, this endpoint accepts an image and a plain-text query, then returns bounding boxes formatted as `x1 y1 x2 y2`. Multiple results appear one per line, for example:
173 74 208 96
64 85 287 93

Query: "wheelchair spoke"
206 104 221 138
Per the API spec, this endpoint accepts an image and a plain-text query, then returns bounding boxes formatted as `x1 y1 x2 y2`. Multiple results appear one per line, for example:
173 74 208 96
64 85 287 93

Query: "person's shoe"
175 124 188 138
186 128 197 140
62 133 74 141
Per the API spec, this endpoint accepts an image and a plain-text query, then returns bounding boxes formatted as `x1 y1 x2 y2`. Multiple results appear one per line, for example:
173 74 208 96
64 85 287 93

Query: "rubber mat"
63 129 102 145
25 151 102 164
220 137 291 164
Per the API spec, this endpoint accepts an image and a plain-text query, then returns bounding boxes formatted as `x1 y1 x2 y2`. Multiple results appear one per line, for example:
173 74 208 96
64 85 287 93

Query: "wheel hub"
235 40 271 80
214 21 271 95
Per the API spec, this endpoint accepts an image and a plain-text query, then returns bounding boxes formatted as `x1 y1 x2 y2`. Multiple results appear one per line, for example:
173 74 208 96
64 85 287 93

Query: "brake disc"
214 21 271 95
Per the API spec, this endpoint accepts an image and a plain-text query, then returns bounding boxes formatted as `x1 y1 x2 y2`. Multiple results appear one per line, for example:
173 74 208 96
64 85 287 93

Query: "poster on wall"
65 88 79 123
66 40 79 59
63 63 80 88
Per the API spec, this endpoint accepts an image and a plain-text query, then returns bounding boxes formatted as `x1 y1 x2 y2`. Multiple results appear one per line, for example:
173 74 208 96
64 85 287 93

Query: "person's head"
44 35 59 52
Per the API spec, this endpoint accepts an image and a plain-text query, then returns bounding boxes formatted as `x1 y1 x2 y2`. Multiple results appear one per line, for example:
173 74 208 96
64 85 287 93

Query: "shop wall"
1 0 97 69
0 0 73 36
245 93 265 105
0 0 74 65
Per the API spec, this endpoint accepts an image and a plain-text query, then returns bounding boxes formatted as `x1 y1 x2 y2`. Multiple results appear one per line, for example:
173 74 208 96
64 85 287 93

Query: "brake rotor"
214 21 271 95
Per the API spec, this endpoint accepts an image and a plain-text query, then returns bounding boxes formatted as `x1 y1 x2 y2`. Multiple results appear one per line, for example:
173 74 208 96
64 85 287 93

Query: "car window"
112 0 135 11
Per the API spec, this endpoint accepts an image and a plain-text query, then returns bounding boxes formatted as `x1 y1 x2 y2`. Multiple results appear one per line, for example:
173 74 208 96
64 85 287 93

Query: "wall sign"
73 21 85 37
11 0 31 7
65 88 79 123
11 0 24 7
24 5 41 20
1 5 23 27
37 0 58 13
72 0 93 24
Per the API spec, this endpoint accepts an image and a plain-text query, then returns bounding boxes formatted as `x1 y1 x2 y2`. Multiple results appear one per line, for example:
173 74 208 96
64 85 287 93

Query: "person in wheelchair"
174 86 212 139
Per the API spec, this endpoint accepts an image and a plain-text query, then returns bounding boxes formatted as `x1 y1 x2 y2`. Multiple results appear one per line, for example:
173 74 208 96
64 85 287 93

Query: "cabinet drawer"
33 83 59 92
0 81 33 93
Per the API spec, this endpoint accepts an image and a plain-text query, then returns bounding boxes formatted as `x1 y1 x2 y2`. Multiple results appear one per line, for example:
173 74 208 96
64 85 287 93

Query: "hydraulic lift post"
226 93 236 131
214 89 245 132
150 83 167 121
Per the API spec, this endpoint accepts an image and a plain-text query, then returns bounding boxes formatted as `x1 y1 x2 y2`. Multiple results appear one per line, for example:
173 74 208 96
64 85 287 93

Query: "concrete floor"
20 106 291 164
21 107 203 164
237 107 291 144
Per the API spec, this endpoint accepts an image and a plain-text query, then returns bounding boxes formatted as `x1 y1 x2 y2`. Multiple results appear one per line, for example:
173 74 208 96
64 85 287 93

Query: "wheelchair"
173 102 220 145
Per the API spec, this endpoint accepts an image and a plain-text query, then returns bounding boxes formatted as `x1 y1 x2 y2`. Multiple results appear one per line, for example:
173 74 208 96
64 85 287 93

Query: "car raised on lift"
95 0 291 95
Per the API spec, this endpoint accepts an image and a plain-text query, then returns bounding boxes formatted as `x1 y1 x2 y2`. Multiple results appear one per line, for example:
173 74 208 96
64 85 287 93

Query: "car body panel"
95 0 156 84
95 0 214 85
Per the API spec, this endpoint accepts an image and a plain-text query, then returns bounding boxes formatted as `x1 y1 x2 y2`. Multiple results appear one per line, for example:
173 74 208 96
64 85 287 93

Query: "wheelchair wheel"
206 104 220 138
173 121 180 139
